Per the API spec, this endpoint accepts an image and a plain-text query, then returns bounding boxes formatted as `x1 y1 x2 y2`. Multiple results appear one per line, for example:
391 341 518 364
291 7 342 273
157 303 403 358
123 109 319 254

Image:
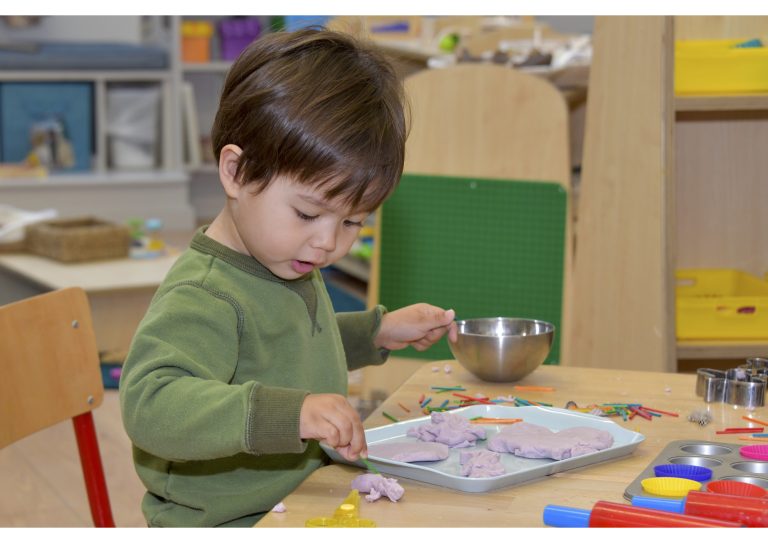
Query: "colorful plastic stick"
543 501 741 527
632 490 768 527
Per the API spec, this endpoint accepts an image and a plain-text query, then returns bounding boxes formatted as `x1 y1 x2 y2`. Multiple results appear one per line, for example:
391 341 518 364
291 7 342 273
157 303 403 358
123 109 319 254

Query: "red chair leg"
72 412 116 527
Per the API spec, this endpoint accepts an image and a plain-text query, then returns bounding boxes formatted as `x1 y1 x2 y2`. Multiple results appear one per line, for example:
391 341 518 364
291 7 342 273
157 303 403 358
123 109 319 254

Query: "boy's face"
229 175 369 280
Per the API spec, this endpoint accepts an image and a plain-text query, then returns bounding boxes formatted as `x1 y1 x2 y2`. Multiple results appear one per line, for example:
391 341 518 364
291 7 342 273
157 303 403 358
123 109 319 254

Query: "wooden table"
0 230 192 355
257 361 767 527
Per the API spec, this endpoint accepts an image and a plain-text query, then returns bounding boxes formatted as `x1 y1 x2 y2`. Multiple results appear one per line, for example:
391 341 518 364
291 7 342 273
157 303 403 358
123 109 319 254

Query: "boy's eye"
296 210 318 222
344 219 364 227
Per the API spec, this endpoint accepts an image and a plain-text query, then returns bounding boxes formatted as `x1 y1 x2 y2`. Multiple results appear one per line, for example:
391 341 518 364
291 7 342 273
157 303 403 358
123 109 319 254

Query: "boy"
119 28 457 527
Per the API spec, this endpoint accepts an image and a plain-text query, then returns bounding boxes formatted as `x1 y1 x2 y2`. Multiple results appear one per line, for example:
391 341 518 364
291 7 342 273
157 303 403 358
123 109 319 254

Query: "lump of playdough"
368 441 450 462
270 502 287 513
487 422 614 460
458 450 506 478
351 473 405 502
406 412 486 448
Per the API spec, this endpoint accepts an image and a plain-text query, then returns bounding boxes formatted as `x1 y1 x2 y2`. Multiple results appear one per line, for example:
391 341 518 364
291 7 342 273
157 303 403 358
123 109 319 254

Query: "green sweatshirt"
119 228 387 527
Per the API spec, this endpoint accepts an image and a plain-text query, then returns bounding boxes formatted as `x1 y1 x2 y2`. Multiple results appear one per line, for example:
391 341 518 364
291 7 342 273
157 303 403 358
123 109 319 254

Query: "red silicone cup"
706 479 768 498
740 444 768 461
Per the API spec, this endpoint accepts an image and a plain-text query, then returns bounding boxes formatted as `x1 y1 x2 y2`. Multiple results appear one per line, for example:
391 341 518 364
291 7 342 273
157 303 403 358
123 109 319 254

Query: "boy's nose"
310 227 337 252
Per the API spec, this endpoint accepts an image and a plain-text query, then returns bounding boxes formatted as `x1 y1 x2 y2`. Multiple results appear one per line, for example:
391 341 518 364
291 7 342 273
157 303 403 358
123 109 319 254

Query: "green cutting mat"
379 173 567 364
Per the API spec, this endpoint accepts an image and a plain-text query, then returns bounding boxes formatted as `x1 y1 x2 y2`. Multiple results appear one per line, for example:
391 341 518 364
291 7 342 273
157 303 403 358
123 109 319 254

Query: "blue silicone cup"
653 463 713 482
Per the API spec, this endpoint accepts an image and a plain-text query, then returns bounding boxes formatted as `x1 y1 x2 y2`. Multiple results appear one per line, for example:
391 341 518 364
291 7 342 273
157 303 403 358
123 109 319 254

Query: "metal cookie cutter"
742 357 768 376
695 360 767 408
695 368 726 403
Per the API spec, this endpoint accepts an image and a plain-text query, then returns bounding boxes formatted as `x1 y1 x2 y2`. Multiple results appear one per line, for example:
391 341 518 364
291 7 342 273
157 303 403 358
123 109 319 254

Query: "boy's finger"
317 418 343 447
443 308 456 324
348 421 367 459
448 321 458 342
330 416 354 451
337 444 361 462
427 309 455 333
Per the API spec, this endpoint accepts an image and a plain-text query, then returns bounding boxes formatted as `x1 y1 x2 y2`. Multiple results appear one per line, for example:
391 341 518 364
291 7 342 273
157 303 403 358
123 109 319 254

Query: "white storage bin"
106 85 161 170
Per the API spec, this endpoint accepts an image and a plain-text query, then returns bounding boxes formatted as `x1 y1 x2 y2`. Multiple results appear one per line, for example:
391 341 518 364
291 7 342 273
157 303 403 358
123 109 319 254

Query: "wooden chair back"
0 287 115 526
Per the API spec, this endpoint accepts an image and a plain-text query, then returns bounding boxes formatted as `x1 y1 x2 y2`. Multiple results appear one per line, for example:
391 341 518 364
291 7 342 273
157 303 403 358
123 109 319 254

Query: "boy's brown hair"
211 27 407 212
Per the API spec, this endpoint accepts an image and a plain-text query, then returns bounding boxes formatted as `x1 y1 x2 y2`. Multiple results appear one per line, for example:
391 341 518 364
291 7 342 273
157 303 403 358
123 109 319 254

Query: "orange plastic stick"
398 402 411 413
742 415 768 426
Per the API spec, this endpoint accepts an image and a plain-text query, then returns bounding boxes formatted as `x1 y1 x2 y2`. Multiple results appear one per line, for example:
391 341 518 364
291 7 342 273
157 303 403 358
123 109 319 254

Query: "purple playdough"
459 450 506 478
406 412 486 448
368 441 450 462
351 473 405 502
487 422 614 460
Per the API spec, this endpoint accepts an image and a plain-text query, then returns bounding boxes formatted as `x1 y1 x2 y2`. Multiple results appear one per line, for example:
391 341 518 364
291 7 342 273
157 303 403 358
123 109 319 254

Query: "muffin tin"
624 439 768 500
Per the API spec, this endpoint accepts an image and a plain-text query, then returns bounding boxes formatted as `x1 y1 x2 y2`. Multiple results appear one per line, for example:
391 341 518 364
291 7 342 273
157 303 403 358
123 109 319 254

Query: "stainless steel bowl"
448 317 555 382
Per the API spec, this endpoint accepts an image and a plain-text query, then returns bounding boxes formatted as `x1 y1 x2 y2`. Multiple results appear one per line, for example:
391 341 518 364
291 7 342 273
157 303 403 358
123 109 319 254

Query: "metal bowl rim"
454 317 555 337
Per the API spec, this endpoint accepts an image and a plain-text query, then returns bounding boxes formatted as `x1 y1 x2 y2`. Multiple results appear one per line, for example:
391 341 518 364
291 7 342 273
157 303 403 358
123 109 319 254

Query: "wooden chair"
0 287 115 527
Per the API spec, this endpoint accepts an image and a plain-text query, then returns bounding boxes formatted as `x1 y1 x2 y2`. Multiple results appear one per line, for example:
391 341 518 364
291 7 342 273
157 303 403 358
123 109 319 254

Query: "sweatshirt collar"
190 226 314 285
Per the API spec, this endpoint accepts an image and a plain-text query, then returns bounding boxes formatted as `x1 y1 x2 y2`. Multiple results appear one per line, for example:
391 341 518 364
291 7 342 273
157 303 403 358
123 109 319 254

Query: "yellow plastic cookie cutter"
305 489 377 528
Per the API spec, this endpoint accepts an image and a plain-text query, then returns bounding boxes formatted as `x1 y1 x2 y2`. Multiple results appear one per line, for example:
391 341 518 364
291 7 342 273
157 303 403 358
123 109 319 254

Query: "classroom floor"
0 390 146 527
0 384 384 528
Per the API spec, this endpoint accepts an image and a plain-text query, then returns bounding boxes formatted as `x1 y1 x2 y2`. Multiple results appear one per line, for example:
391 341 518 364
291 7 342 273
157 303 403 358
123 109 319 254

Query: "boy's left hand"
374 303 458 352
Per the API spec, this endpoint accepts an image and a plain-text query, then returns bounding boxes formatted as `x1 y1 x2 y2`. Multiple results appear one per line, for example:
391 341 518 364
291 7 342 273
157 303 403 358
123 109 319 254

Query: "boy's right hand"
299 393 367 462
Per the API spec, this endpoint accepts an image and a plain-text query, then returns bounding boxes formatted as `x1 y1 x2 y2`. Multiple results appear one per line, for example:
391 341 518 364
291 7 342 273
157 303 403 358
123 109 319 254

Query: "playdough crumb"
351 473 404 502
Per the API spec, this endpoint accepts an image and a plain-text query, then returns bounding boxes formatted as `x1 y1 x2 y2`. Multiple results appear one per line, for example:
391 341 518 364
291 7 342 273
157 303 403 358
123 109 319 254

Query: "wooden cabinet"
570 16 768 372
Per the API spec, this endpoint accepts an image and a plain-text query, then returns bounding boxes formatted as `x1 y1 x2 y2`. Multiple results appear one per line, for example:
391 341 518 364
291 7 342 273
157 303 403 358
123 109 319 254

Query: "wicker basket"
0 238 26 254
25 217 131 263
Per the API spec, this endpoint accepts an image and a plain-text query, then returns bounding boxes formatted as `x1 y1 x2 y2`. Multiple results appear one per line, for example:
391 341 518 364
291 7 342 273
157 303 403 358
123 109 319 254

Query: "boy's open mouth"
291 260 315 274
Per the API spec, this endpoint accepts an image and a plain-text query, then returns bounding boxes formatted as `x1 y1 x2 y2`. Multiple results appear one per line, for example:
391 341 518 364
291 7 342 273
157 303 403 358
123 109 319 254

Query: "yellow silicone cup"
641 476 702 497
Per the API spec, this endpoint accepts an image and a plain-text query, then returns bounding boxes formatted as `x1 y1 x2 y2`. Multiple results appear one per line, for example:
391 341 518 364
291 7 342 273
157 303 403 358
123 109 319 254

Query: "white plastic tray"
322 405 645 493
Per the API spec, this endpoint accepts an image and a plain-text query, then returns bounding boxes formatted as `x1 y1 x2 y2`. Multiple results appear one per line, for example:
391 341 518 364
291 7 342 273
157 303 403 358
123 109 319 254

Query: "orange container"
181 21 213 63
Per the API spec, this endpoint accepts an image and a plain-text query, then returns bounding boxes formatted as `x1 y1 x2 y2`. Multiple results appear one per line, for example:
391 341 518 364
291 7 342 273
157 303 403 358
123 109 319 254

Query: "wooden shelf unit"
0 16 196 230
569 16 768 372
676 94 768 112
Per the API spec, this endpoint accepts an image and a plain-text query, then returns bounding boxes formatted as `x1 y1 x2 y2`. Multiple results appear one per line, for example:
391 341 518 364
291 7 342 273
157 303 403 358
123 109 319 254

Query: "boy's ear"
218 144 245 198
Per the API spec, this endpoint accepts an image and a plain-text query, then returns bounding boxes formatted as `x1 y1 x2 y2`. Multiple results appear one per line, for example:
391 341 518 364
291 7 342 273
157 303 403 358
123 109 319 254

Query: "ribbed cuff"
337 305 389 371
245 384 309 454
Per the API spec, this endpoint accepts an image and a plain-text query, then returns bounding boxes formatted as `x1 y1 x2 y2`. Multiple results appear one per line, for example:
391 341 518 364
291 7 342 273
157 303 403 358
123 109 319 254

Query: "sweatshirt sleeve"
335 304 390 371
119 283 309 461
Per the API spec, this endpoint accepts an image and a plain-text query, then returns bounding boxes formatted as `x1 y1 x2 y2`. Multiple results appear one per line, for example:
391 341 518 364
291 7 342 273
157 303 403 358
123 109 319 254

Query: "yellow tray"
675 39 768 94
676 269 768 340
